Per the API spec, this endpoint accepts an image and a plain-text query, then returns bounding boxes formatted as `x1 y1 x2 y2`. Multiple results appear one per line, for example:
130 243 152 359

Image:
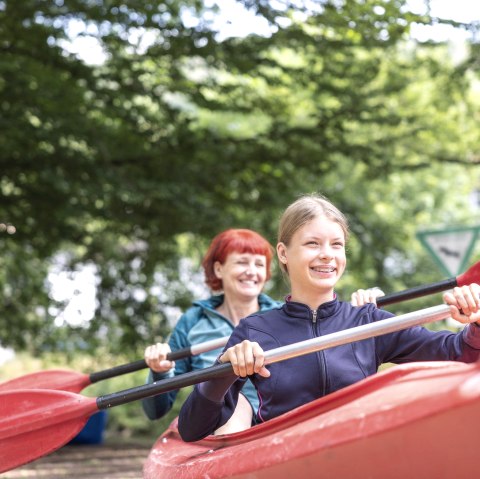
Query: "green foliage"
1 0 480 360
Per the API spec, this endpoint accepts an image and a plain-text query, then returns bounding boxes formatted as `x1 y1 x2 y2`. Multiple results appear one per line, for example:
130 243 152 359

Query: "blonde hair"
277 194 349 274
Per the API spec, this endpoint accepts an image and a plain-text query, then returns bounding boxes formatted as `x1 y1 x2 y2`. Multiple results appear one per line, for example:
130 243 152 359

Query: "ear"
276 243 288 264
213 261 223 278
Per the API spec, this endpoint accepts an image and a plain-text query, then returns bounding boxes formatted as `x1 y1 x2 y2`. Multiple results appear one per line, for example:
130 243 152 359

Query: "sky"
1 0 478 366
66 0 480 65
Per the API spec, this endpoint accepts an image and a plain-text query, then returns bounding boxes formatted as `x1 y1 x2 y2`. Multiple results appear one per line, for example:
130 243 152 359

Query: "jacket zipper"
311 308 327 396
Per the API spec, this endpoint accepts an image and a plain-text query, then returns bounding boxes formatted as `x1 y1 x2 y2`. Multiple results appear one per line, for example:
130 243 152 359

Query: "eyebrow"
304 235 344 241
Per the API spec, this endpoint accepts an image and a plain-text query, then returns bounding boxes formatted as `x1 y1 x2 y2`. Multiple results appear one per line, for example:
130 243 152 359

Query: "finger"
369 287 383 303
251 342 266 375
468 283 480 310
145 343 174 371
237 341 255 377
222 345 244 377
448 304 469 324
350 291 360 306
144 345 161 364
357 289 367 305
144 345 154 360
453 286 473 316
242 341 256 376
461 288 480 317
234 350 247 377
258 366 271 378
462 286 477 315
156 342 171 360
444 288 472 324
365 287 384 305
147 358 175 372
442 290 455 305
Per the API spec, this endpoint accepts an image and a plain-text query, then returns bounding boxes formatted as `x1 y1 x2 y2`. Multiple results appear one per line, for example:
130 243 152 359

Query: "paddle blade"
457 260 480 287
0 389 98 473
0 369 91 394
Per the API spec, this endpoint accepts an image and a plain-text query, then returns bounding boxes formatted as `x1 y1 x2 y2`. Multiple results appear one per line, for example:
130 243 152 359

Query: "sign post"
417 226 480 277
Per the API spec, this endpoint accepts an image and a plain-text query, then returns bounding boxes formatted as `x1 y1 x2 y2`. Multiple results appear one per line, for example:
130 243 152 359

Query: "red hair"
202 229 274 292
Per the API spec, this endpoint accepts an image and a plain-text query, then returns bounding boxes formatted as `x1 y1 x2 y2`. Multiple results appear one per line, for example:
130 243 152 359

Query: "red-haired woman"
142 229 281 434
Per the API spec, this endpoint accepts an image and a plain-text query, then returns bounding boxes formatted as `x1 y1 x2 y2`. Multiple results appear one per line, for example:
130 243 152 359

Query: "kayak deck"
144 361 480 479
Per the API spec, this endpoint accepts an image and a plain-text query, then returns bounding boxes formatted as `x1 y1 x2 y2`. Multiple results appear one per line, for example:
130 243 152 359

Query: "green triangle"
417 226 480 277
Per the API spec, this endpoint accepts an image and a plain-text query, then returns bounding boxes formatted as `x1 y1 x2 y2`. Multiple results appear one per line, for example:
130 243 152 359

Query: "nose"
245 262 257 275
318 246 333 260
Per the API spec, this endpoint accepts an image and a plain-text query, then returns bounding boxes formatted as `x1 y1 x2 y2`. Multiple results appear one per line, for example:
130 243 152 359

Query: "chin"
239 289 261 298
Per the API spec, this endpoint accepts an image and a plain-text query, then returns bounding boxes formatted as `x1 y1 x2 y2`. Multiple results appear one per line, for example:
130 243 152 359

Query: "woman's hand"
351 287 385 307
443 284 480 325
219 340 270 378
144 342 175 373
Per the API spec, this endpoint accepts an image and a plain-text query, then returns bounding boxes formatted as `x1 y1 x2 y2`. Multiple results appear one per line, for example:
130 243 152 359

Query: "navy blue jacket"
178 297 480 442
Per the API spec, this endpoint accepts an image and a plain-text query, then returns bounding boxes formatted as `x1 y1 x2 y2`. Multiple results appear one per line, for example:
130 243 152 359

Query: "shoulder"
172 298 215 336
176 304 204 326
240 306 284 330
258 293 283 311
338 301 394 322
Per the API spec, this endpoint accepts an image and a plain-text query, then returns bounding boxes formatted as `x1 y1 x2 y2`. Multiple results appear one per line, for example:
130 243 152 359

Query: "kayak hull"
144 361 480 479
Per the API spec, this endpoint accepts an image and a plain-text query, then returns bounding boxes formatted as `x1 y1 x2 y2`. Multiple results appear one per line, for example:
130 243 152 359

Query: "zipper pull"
312 309 317 323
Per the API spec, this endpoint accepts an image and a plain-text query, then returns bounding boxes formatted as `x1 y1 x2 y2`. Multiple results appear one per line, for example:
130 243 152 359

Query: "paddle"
0 336 228 393
0 302 457 473
374 258 480 306
1 259 479 394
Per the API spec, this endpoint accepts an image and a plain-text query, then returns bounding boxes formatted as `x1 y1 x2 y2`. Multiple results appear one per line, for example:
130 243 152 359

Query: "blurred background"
1 0 480 443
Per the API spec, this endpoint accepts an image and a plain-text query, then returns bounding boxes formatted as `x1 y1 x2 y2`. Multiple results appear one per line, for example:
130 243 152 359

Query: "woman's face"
277 215 346 302
214 252 267 300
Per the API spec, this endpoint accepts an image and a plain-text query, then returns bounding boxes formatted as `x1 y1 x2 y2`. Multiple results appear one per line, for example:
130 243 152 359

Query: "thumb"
258 366 271 378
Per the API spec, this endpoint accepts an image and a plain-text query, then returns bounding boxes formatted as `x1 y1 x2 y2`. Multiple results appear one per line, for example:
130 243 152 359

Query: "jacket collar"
193 293 280 315
283 295 341 320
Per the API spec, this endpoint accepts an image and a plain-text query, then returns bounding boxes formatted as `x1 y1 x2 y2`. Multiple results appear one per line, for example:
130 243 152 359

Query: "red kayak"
144 360 480 479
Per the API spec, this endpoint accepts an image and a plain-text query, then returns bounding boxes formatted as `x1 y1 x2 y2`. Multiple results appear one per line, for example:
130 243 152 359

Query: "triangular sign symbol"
417 226 479 277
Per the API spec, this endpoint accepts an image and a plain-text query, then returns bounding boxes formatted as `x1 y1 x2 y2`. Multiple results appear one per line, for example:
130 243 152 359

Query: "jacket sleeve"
178 371 242 442
178 321 250 442
375 306 480 364
141 317 191 420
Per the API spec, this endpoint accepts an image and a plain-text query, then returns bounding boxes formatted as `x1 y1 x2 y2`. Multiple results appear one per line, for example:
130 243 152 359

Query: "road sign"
417 226 480 277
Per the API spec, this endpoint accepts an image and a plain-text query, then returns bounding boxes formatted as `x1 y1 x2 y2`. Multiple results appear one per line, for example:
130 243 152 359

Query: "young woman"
178 194 480 442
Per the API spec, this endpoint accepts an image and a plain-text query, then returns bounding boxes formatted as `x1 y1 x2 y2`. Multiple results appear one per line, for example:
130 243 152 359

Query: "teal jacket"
142 293 282 420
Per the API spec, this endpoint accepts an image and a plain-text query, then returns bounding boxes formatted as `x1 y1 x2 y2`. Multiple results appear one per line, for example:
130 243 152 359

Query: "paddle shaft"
376 277 457 307
96 303 452 409
89 336 229 383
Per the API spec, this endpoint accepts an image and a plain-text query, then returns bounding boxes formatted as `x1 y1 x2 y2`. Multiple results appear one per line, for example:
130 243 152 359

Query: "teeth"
312 267 334 273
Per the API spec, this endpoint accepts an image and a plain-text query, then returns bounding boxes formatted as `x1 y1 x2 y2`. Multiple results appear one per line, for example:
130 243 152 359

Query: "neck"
217 295 260 326
289 289 334 311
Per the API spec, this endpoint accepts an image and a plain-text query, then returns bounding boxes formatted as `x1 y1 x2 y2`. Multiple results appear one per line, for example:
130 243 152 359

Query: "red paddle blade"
0 369 91 394
0 389 98 473
457 260 480 287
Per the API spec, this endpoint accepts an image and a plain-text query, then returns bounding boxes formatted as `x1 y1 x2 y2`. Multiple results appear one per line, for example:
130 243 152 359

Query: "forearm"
178 372 239 442
141 369 177 420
